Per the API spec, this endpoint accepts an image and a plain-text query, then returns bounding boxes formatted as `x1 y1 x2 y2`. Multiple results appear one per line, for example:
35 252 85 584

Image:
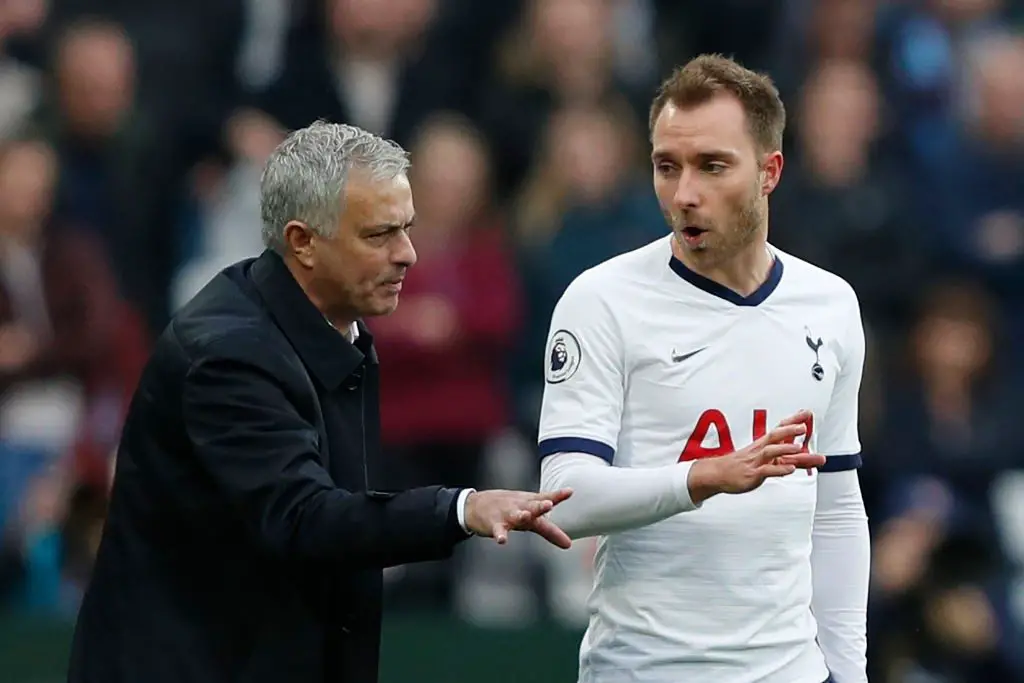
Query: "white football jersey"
538 235 864 683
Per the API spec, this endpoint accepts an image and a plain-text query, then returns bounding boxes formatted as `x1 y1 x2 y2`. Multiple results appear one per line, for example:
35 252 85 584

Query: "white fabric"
815 305 865 458
336 57 399 135
535 235 866 683
456 488 474 534
811 470 869 683
540 452 698 539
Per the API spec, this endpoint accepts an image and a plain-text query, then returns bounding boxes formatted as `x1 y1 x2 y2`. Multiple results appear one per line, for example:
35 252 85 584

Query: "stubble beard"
670 188 765 268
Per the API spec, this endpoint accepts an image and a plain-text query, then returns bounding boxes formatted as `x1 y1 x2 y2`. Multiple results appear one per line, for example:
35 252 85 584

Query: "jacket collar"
249 249 377 390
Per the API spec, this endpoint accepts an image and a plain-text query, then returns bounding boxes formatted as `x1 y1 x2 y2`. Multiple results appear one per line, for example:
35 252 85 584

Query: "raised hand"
687 410 826 504
463 488 574 548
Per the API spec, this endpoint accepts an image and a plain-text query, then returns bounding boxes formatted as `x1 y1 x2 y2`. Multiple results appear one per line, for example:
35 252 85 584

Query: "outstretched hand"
463 488 574 549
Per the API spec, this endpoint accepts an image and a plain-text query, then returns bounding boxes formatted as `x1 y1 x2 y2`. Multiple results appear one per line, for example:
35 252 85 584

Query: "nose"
672 168 701 210
392 228 417 269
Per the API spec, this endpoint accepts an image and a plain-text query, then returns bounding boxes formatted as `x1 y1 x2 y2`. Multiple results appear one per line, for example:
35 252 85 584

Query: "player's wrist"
685 459 723 505
670 461 703 510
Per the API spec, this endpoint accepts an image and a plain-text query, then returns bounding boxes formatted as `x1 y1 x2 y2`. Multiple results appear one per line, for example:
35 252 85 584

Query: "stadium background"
0 0 1023 681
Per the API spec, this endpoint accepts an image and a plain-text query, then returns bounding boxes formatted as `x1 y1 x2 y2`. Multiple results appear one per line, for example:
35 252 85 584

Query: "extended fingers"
776 453 827 469
760 463 797 479
763 423 807 445
760 442 804 461
534 487 573 505
757 451 827 479
523 498 555 517
491 521 510 544
776 409 812 427
529 517 572 549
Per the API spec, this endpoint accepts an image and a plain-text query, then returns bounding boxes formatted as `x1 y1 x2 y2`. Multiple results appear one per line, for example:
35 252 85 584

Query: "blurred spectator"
32 19 182 334
0 0 45 138
770 58 927 348
867 280 1024 682
0 137 148 487
5 465 71 613
875 0 1008 172
0 453 109 616
479 0 654 198
769 0 882 124
511 99 665 430
924 32 1024 331
369 113 522 607
227 0 470 163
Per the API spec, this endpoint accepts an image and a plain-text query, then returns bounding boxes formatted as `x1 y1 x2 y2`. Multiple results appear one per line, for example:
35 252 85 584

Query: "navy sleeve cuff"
538 437 615 464
819 452 862 472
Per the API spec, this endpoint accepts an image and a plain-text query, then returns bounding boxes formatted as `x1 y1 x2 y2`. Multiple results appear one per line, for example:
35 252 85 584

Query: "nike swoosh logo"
671 347 707 363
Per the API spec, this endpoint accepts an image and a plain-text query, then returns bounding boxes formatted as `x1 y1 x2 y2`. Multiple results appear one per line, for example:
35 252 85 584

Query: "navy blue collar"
668 250 784 307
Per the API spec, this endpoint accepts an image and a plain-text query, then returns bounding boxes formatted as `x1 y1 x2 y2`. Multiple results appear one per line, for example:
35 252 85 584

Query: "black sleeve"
182 355 470 568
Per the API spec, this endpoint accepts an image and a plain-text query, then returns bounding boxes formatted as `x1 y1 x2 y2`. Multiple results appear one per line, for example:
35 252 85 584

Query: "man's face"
287 173 416 321
57 29 135 138
651 94 782 266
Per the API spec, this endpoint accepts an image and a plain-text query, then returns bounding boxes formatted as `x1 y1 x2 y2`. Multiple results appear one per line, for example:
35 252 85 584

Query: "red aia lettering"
679 409 735 461
679 409 814 462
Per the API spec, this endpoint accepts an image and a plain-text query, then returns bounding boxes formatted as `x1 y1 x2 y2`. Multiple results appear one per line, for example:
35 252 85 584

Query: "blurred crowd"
0 0 1022 681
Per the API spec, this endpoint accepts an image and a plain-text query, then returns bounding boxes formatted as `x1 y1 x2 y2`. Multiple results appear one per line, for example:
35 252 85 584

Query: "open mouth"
681 226 708 240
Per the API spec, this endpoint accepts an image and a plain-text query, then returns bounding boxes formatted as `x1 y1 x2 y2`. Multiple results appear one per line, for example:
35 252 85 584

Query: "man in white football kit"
538 56 870 683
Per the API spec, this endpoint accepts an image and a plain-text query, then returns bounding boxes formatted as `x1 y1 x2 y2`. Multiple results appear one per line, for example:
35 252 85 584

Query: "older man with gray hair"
68 121 573 683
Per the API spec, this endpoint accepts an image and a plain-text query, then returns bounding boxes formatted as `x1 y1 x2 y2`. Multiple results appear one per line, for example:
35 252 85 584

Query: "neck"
924 373 970 403
283 256 355 335
671 234 773 297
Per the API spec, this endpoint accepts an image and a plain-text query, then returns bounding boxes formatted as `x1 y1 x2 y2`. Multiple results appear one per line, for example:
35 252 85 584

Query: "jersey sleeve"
537 278 624 464
817 293 865 472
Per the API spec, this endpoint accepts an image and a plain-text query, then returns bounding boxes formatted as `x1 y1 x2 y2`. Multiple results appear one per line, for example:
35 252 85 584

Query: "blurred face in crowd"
911 281 995 387
0 140 56 240
651 94 782 268
799 60 880 180
329 0 436 55
286 172 416 322
811 0 876 61
410 120 490 235
969 36 1024 144
915 314 992 383
0 0 48 37
55 24 135 139
549 105 628 203
531 0 611 66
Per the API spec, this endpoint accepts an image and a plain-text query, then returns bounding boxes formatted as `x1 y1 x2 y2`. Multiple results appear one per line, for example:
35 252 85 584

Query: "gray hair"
259 121 410 252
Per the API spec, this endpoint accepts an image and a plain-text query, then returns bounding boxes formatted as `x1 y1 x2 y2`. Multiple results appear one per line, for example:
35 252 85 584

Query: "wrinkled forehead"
342 173 415 230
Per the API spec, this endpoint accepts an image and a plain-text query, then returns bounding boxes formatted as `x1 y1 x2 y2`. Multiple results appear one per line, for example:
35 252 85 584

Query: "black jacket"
67 250 470 683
